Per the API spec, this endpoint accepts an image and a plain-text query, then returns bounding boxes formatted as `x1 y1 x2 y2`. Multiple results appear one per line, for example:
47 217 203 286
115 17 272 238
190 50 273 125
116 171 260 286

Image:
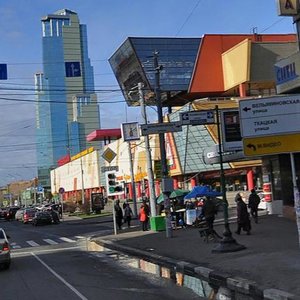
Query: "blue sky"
0 0 296 186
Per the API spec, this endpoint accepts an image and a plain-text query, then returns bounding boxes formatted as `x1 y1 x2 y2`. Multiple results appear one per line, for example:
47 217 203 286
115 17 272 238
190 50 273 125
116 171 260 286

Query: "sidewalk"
89 214 300 299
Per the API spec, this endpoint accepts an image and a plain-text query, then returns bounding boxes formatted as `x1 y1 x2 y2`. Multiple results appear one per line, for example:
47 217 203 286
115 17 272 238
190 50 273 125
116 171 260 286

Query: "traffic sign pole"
212 105 246 253
128 142 138 217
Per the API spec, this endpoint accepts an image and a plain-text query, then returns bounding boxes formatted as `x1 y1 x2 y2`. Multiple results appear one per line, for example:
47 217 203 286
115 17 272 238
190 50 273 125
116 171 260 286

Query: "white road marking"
60 237 76 243
31 252 88 300
27 240 40 247
11 245 21 249
74 236 85 239
44 239 58 245
12 246 82 257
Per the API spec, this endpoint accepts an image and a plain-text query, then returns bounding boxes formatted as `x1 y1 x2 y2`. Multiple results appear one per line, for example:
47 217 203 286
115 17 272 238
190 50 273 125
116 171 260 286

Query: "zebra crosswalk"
10 235 86 249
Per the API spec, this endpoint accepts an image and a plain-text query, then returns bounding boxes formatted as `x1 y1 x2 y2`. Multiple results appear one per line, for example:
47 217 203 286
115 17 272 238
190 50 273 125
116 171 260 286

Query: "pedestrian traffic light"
105 171 123 196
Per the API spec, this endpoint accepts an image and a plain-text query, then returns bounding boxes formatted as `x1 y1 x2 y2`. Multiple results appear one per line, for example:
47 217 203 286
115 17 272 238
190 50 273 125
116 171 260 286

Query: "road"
0 219 201 300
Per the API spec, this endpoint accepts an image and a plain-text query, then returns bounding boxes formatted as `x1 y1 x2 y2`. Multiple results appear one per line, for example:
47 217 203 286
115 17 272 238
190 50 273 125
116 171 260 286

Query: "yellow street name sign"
243 133 300 156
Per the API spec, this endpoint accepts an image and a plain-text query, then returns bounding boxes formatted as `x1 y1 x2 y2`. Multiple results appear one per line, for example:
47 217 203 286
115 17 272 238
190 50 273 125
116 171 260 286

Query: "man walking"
235 193 251 235
202 197 217 237
248 189 260 224
114 199 123 230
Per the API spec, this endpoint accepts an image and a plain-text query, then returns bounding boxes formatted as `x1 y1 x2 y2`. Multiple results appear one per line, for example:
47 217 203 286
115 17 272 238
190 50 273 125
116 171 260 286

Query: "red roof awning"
86 129 122 141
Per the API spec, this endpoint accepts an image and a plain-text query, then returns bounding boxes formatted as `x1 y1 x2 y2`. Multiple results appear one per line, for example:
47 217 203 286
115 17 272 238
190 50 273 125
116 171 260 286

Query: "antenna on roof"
251 27 258 34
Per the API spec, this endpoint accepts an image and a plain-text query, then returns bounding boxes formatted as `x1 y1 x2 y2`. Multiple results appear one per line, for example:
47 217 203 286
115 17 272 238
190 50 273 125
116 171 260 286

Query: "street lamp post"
212 105 246 253
154 51 173 238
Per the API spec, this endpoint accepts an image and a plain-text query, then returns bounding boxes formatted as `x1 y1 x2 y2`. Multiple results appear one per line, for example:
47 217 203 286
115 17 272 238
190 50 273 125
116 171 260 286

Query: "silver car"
15 208 24 221
0 228 11 269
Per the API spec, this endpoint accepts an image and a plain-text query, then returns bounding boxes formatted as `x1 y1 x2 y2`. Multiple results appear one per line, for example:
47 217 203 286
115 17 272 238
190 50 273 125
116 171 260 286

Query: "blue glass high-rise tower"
35 9 100 188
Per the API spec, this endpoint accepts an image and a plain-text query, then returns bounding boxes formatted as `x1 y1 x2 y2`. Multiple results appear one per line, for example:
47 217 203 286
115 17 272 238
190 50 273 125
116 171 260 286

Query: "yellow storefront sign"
71 147 94 161
243 133 300 156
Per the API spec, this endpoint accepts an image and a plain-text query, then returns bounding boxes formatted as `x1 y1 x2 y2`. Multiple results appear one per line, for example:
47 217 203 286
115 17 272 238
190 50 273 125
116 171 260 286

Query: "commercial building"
49 33 300 217
109 34 299 217
35 9 100 188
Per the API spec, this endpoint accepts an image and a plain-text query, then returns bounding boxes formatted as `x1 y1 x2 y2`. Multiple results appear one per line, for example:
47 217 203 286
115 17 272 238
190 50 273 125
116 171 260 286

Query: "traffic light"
105 171 123 196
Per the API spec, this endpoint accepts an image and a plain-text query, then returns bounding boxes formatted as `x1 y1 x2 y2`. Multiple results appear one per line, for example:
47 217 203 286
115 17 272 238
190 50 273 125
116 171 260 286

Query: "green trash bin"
150 216 166 231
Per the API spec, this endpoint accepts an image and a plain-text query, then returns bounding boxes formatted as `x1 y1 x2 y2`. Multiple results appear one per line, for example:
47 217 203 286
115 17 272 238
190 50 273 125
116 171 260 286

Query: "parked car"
22 209 36 224
32 211 52 226
15 208 25 221
0 208 6 219
0 228 11 270
4 207 20 221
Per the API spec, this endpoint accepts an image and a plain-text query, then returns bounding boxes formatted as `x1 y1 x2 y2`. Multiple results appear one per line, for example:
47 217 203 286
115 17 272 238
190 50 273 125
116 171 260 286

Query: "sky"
0 0 296 186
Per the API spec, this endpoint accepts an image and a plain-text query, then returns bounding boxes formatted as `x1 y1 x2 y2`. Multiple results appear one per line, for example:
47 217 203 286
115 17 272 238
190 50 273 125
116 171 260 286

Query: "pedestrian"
114 199 123 230
235 193 251 235
123 199 129 210
139 201 150 231
248 189 260 223
123 202 133 228
202 196 220 238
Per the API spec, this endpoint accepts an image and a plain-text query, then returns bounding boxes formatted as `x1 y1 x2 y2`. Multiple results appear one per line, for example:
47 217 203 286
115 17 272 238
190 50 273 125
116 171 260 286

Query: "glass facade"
109 37 201 106
169 105 228 176
36 9 100 187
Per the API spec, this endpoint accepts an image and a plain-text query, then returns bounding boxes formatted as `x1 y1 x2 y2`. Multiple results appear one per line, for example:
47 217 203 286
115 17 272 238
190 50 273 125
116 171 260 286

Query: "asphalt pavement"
89 213 300 299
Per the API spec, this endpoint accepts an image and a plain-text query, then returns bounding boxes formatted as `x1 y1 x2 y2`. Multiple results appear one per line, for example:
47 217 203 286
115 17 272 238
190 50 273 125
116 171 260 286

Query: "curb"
89 238 297 300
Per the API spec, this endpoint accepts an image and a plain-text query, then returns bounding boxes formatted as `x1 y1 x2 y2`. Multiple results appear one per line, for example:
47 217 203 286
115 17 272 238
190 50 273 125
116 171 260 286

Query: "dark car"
22 209 36 224
0 209 6 219
0 228 11 270
4 207 20 221
32 211 52 226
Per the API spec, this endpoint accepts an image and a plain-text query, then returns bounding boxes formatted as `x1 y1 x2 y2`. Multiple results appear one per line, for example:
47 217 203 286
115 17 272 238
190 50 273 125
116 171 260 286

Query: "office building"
35 9 100 188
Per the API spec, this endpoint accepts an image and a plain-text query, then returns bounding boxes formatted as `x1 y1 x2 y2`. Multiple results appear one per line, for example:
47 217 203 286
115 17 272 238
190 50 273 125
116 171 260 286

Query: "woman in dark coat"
235 193 251 235
114 199 123 230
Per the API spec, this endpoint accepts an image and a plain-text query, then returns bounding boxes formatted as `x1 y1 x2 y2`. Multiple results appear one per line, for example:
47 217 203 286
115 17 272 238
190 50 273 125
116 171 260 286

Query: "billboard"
220 109 242 151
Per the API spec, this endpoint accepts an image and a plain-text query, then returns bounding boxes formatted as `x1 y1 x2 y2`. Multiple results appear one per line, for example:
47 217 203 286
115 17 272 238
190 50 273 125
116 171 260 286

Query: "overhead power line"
175 0 202 36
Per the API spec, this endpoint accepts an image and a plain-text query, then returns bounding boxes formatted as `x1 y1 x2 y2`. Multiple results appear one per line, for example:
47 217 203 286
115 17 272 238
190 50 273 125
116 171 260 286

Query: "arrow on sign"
243 107 251 112
247 143 256 151
207 112 214 118
182 113 189 120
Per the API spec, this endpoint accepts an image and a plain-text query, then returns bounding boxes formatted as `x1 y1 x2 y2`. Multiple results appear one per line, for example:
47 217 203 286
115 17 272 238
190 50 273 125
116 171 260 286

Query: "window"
43 21 51 37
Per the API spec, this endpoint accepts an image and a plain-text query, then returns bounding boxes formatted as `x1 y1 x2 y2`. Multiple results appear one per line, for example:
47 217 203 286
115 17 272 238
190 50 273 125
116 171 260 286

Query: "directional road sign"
239 95 300 138
0 64 7 80
65 62 81 77
180 110 215 126
37 185 44 193
141 121 182 136
243 133 300 156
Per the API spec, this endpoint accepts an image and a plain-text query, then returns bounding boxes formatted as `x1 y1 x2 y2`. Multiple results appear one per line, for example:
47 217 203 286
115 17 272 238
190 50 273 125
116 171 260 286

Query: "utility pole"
154 51 173 238
138 82 157 217
80 157 85 205
34 178 37 206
